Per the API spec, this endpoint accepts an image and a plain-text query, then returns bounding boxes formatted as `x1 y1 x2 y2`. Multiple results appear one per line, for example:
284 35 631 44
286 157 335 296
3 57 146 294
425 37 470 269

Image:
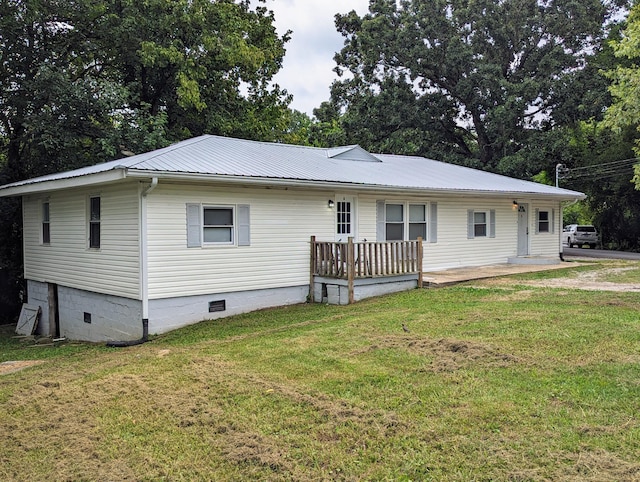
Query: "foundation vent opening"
83 312 92 324
208 300 226 313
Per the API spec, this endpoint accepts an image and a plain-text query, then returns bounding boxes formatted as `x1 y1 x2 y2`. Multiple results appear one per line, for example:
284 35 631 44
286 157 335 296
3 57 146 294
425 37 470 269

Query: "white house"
0 135 584 342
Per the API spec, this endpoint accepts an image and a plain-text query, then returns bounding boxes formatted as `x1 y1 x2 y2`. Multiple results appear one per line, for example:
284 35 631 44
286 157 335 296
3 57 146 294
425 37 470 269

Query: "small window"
538 211 550 233
42 201 50 245
89 196 100 248
468 209 495 239
203 206 234 244
385 204 404 241
474 212 487 237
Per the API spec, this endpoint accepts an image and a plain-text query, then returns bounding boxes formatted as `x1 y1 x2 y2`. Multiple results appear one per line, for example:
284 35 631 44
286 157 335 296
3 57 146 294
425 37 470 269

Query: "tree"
99 0 291 143
0 0 291 321
329 0 627 169
603 2 640 188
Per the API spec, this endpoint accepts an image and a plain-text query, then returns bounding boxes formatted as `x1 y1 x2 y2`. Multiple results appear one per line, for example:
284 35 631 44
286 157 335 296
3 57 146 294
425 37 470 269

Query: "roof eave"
126 170 586 200
0 169 127 197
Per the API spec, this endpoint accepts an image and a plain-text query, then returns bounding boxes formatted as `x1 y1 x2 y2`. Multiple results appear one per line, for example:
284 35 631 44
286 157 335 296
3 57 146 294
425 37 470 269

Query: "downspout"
107 177 158 347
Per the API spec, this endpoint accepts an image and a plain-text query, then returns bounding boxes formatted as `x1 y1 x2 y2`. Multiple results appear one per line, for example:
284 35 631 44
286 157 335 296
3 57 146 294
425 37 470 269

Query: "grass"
1 260 640 481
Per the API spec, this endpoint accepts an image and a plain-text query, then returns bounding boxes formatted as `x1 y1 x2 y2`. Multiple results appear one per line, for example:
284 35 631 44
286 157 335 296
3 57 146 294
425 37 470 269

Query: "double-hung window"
385 204 404 241
535 209 554 234
538 211 550 233
467 209 495 239
409 204 427 240
42 201 50 245
89 196 101 248
474 211 487 237
383 203 428 241
203 206 234 244
187 203 251 247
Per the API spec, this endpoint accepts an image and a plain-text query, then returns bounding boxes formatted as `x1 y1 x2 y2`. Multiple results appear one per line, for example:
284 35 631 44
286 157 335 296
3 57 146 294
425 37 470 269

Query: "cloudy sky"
266 0 370 116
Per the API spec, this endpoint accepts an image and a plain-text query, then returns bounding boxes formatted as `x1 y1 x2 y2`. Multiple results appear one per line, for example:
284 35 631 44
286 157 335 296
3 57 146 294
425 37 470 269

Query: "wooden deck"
309 237 423 304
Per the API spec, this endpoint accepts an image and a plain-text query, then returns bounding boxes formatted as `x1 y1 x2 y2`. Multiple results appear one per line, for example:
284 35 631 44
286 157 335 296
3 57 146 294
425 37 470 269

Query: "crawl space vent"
208 300 226 313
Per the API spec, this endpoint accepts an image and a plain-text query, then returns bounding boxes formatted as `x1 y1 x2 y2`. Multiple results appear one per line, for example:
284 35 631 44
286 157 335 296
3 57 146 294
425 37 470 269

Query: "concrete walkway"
422 260 582 287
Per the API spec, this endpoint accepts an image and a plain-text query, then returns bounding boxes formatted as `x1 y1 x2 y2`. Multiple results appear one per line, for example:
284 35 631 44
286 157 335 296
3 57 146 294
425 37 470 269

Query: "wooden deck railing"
310 236 423 303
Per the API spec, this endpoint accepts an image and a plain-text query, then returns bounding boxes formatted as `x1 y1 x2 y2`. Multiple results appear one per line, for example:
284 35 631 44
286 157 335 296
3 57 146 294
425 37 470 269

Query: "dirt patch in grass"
0 360 45 375
560 449 640 481
360 335 521 372
480 264 640 292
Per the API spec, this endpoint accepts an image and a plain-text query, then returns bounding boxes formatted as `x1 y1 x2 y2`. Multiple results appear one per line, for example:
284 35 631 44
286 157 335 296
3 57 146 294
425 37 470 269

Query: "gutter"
124 170 586 201
106 177 158 347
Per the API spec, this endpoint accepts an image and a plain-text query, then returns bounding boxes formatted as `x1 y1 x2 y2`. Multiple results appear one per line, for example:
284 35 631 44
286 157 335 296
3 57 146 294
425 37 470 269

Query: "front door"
335 195 355 242
517 203 529 256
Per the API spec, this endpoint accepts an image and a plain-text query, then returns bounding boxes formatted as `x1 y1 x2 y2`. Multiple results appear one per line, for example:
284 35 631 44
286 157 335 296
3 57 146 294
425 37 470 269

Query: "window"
89 196 100 248
187 203 251 247
336 201 351 236
409 204 426 240
42 201 50 245
382 203 428 241
467 209 495 239
474 212 487 237
536 209 554 234
385 204 404 241
203 206 234 244
538 211 550 233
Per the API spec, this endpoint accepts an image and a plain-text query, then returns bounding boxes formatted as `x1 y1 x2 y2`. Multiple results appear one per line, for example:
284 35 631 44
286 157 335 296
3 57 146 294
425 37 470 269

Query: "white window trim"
384 202 428 241
535 208 555 234
467 209 496 239
202 205 236 246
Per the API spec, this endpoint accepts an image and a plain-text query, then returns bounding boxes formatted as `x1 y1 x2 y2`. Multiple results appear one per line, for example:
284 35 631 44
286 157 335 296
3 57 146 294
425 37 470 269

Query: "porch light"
328 199 335 208
512 200 518 210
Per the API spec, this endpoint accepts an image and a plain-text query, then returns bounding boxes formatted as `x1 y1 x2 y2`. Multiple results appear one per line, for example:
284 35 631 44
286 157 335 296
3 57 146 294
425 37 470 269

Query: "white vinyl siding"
146 184 335 299
22 182 141 299
531 203 561 255
362 195 561 270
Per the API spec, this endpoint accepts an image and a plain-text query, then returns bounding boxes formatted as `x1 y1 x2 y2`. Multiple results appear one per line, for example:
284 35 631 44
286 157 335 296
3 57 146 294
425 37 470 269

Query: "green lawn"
1 260 639 481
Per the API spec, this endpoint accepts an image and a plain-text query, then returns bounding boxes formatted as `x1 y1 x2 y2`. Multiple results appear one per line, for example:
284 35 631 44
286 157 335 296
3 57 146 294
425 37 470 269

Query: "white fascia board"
0 170 128 197
125 170 585 201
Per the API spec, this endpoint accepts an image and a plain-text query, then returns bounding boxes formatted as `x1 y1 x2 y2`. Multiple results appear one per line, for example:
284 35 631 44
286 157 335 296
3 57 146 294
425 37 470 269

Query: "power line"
558 158 639 184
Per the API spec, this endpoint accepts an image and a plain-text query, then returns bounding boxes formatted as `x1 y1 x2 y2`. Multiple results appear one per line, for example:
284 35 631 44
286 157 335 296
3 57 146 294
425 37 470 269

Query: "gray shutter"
429 202 438 243
186 203 201 248
237 204 250 246
489 209 496 238
467 210 474 239
535 208 540 234
376 200 386 241
551 208 555 234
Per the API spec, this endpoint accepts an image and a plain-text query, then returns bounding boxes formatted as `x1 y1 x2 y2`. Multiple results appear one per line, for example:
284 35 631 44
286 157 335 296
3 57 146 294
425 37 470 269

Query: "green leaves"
329 0 625 169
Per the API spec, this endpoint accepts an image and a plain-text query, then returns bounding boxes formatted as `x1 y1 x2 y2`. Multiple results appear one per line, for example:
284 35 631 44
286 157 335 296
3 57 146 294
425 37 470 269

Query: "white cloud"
265 0 370 116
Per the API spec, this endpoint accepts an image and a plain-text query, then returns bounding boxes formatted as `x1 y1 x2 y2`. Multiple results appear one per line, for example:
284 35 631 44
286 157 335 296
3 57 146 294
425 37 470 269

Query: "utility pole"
555 163 565 187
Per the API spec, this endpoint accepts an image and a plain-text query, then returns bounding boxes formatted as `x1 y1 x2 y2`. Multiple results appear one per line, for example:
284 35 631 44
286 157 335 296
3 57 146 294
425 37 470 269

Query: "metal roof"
0 135 585 199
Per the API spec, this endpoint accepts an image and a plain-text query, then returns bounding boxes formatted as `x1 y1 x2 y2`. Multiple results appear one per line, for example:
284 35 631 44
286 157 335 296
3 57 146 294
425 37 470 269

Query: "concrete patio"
422 259 584 287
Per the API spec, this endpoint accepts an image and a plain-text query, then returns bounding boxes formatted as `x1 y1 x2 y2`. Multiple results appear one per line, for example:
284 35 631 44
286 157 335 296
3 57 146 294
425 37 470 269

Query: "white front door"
517 203 529 256
335 195 355 242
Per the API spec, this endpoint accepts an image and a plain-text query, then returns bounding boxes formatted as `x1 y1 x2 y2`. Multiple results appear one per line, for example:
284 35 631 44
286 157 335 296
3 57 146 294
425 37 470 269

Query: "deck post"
347 237 355 304
417 237 423 288
309 236 316 302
